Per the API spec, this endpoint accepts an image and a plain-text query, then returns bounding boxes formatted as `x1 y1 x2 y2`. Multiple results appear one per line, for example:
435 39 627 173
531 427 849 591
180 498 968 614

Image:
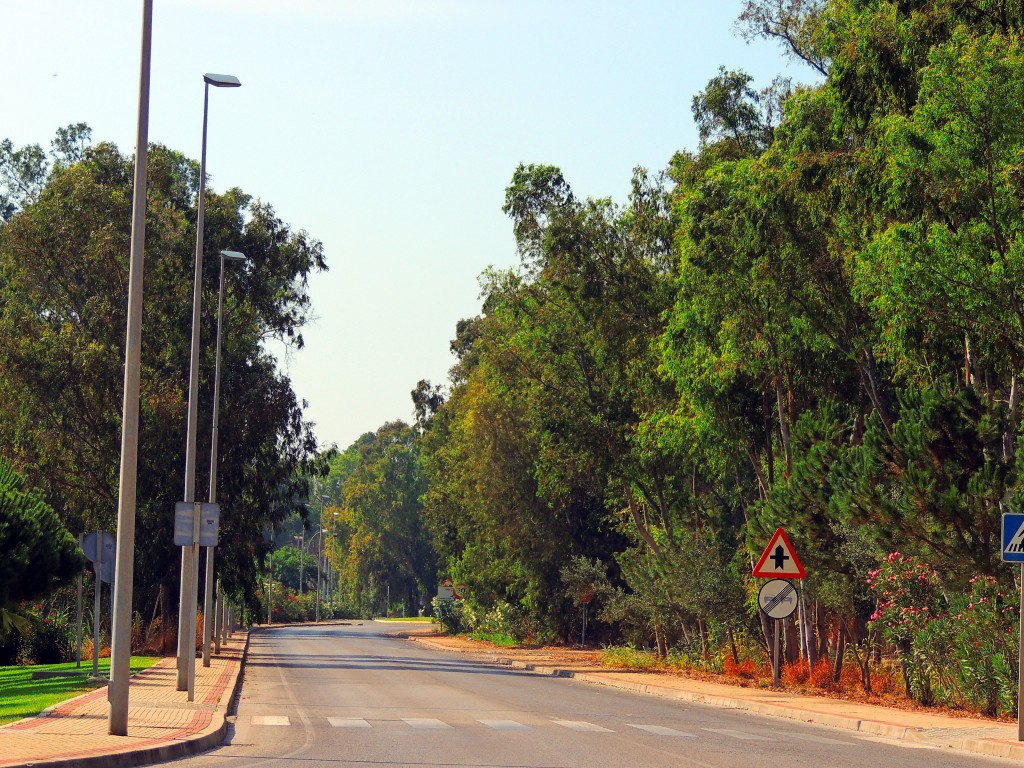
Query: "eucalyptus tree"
0 128 328 617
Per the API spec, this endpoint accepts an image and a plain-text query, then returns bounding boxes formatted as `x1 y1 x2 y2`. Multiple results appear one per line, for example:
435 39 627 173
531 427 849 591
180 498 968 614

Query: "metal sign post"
172 502 219 702
82 531 115 680
758 578 798 689
999 513 1024 741
76 534 84 668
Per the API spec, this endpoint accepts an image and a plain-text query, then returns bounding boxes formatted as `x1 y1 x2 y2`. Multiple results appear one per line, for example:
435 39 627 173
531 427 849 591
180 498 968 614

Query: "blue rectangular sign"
1002 513 1024 562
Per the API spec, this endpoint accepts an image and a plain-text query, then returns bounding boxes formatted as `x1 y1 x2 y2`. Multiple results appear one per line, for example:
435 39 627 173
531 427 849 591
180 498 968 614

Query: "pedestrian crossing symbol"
1002 513 1024 563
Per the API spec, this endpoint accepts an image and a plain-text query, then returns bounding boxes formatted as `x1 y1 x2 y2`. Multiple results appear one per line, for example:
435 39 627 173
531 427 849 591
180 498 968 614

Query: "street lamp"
202 250 246 667
315 494 329 622
177 72 241 697
294 534 306 594
108 0 152 737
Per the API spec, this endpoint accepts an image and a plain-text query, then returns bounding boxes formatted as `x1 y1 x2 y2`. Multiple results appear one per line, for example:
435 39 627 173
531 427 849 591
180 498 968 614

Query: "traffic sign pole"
772 619 781 688
93 533 101 678
999 512 1024 740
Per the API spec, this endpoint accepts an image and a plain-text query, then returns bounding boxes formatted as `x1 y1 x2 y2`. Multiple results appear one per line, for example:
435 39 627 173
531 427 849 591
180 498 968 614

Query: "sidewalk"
0 634 247 768
406 633 1024 762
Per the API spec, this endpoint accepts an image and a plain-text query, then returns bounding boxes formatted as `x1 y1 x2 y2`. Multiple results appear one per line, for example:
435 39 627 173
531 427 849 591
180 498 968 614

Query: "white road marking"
403 718 452 729
552 719 614 732
701 727 772 740
251 715 290 726
327 717 371 728
479 719 530 730
628 724 695 737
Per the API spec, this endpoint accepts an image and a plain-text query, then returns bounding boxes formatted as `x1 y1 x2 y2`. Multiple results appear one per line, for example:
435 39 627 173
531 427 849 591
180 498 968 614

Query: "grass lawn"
0 656 161 725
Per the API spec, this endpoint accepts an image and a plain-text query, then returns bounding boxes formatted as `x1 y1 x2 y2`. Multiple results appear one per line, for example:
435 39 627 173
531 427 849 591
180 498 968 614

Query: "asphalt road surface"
163 621 1019 768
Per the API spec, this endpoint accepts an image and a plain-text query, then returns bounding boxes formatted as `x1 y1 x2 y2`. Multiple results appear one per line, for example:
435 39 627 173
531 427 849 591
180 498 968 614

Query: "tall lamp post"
108 0 152 736
294 534 306 594
202 250 246 667
315 494 329 621
177 72 241 695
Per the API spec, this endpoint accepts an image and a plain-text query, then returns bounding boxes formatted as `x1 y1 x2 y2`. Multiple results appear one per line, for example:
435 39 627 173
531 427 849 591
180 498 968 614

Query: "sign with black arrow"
752 527 806 578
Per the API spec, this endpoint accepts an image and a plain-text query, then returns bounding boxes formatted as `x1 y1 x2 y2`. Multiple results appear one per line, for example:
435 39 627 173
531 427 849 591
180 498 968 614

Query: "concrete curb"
11 632 250 768
407 635 1023 761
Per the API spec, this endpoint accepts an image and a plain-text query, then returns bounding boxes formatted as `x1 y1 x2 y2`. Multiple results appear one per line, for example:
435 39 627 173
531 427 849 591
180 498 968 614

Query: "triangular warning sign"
752 528 806 578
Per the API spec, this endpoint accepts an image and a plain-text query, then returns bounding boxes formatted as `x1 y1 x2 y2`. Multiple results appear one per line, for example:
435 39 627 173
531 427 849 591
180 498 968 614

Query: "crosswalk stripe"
628 724 694 737
402 718 452 729
479 719 530 730
552 719 613 733
701 727 772 741
251 715 290 726
327 717 371 728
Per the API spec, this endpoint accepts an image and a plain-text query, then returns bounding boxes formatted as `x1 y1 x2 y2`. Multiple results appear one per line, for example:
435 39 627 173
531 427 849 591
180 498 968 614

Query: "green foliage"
0 128 329 619
0 458 84 619
272 545 315 593
868 554 1019 715
332 422 436 617
23 604 75 665
431 598 466 635
601 645 661 670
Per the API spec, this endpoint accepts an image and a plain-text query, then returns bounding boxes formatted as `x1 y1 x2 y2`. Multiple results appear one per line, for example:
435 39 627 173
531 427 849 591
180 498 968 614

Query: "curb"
9 633 250 768
407 635 1024 761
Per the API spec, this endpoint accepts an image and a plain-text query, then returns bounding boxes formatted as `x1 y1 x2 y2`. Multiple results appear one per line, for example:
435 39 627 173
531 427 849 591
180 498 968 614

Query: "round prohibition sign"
757 578 798 620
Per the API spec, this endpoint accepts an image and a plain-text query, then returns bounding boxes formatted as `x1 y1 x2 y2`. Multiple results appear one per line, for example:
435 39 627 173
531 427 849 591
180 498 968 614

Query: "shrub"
602 645 660 670
782 658 810 686
869 662 905 696
723 656 758 679
469 631 517 647
431 598 465 634
868 553 1019 715
667 647 724 675
0 626 23 665
24 604 75 664
808 659 836 690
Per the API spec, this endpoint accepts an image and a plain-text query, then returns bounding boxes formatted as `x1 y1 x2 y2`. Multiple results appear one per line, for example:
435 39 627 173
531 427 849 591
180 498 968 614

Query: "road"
164 621 1017 768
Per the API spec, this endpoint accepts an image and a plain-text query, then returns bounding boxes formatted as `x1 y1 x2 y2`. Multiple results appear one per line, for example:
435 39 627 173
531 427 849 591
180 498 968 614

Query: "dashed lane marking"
402 718 452 729
479 719 530 730
327 718 371 728
628 724 695 737
552 719 614 733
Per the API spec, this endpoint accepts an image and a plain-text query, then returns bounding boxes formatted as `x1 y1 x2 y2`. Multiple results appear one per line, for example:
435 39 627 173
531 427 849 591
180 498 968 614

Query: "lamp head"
204 73 241 88
219 250 247 263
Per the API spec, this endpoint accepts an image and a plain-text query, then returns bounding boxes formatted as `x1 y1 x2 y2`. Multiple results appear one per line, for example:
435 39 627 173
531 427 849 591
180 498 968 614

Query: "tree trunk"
679 619 691 645
655 619 668 659
839 616 871 693
816 601 829 660
727 624 739 665
832 618 846 684
775 378 793 478
784 616 799 664
802 591 817 669
625 489 661 555
1004 373 1019 466
859 347 896 439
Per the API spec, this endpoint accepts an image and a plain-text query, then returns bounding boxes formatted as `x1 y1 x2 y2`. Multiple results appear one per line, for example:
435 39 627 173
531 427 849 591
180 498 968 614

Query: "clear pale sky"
4 1 805 452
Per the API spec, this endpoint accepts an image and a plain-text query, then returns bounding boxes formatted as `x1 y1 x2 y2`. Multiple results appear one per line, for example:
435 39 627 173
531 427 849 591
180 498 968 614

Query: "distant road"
164 621 1016 768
